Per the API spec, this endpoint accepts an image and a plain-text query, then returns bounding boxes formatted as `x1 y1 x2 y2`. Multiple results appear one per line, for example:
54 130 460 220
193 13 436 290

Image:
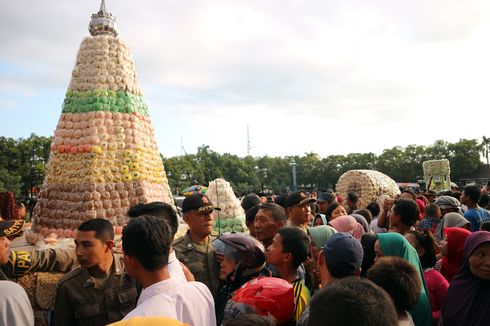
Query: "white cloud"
0 0 489 157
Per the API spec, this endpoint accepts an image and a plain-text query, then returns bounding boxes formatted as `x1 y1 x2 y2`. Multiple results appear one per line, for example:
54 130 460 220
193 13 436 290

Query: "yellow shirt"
292 278 310 321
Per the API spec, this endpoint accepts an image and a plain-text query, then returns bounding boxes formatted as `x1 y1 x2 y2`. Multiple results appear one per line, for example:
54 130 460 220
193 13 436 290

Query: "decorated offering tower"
28 1 173 243
206 178 247 234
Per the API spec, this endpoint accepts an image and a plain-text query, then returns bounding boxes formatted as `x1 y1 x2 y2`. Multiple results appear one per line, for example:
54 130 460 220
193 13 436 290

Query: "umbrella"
180 185 207 196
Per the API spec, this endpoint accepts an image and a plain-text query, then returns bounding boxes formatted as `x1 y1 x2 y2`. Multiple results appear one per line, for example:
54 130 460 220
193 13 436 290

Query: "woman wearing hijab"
434 212 470 244
434 227 471 282
305 225 337 293
375 232 433 326
351 213 371 234
441 231 490 326
328 215 365 240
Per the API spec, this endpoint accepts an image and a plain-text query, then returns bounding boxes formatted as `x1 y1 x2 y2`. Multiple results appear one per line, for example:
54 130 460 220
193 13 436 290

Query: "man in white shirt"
127 202 186 282
122 215 215 326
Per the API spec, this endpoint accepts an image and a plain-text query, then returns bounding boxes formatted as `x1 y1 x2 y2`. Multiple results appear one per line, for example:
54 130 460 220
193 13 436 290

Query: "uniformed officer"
173 193 221 299
53 218 139 326
0 219 77 281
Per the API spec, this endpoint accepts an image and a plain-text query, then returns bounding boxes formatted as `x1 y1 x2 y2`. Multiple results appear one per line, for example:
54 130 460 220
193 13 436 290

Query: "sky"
1 0 489 158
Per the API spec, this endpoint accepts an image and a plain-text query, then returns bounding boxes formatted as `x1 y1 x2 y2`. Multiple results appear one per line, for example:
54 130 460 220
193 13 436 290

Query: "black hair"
308 277 398 326
424 203 440 218
478 193 489 208
122 215 172 271
347 192 358 203
481 221 490 232
77 218 114 242
355 209 373 224
407 229 437 268
277 227 310 268
325 202 341 220
463 184 481 203
393 199 419 227
258 203 287 224
224 314 278 326
451 191 462 201
366 201 380 218
274 193 288 208
360 233 378 277
245 205 260 226
241 193 262 213
367 256 421 317
127 202 178 238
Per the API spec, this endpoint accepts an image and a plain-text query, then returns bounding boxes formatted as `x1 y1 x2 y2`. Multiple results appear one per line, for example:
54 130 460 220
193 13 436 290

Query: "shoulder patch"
58 267 82 284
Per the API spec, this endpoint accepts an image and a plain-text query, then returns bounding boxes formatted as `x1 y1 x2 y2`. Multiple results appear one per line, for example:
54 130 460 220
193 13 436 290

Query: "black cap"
0 220 25 237
317 192 336 203
285 191 316 208
182 194 221 213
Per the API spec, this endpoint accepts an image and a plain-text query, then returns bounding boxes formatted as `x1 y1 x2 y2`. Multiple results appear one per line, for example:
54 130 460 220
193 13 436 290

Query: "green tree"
447 139 482 181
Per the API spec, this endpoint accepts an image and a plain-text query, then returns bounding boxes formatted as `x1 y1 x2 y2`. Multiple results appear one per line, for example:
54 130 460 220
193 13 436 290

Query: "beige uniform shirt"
173 232 220 299
53 254 139 326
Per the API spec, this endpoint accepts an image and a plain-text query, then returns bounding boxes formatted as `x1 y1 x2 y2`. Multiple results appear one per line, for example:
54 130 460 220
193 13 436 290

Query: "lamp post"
290 159 297 191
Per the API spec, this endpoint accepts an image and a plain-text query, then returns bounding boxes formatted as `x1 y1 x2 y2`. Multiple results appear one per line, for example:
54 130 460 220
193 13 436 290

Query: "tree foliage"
0 134 52 198
0 134 486 197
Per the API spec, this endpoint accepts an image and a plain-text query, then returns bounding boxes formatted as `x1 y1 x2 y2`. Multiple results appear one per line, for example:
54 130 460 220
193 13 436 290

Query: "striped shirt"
291 278 311 321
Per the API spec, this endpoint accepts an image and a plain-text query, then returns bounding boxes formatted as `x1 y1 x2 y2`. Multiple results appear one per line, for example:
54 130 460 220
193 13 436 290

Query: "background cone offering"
29 2 173 243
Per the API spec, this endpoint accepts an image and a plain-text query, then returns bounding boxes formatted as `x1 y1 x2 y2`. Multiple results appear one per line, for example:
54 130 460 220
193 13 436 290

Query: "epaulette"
58 266 82 285
172 236 186 246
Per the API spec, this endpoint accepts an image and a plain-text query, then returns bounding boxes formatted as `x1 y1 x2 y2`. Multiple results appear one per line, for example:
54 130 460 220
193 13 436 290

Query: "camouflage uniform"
53 254 139 326
173 231 220 299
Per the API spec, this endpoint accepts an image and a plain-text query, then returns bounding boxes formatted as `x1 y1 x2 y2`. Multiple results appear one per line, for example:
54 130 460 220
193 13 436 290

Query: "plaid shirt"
419 217 441 233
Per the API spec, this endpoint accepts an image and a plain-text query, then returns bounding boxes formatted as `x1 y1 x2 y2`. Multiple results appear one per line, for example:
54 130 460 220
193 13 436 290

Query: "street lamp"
290 159 297 191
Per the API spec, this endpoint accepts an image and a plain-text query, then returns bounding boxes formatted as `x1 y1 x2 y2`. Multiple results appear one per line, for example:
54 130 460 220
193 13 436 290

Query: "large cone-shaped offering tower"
29 1 172 243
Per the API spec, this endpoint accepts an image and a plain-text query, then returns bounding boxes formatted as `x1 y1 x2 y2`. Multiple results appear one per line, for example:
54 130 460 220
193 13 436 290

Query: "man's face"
317 201 329 214
266 233 285 266
288 203 311 226
75 231 110 269
460 191 468 205
254 209 282 244
0 236 11 265
389 205 400 228
184 210 214 237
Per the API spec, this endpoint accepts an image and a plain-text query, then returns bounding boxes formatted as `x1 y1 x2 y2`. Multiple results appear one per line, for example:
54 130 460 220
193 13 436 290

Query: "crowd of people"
0 181 490 326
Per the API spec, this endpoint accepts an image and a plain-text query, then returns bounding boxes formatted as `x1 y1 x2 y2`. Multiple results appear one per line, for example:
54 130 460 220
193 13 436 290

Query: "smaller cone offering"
206 178 246 234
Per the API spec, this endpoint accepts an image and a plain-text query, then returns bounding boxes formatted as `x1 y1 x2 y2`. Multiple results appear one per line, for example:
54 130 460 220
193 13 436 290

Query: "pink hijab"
329 215 365 240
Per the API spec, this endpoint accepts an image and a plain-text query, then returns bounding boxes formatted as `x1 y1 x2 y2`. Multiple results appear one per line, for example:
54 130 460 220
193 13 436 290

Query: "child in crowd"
419 203 442 233
266 227 311 322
